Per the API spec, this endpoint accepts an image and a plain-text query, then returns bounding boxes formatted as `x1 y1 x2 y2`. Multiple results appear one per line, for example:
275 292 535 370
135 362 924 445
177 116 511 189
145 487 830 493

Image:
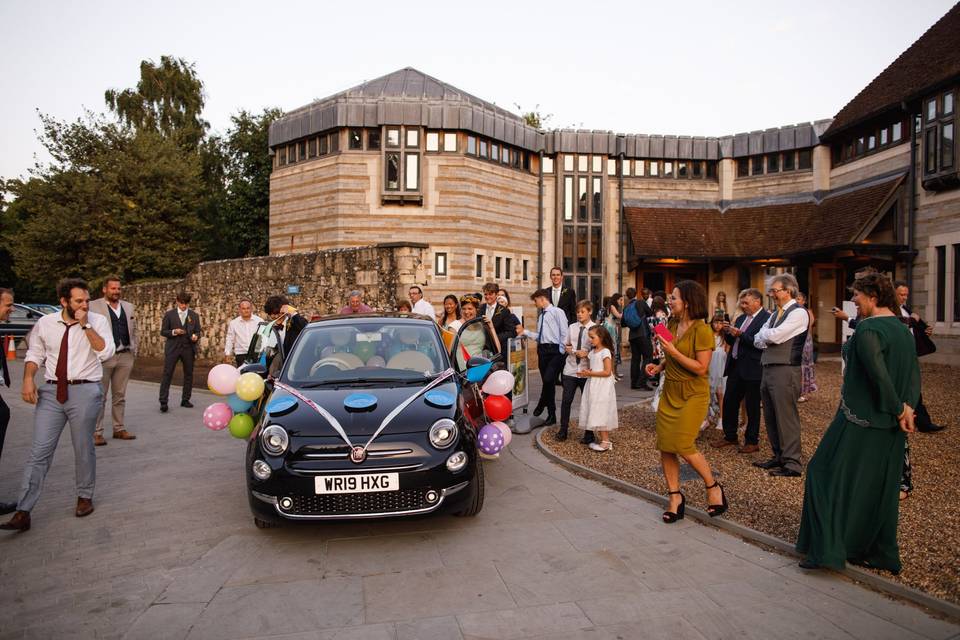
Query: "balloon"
483 394 512 421
477 424 505 455
366 355 386 367
236 372 266 401
320 345 335 357
207 364 240 396
226 393 254 413
465 360 492 384
203 402 233 431
490 421 513 447
228 413 255 439
482 370 516 396
353 341 375 362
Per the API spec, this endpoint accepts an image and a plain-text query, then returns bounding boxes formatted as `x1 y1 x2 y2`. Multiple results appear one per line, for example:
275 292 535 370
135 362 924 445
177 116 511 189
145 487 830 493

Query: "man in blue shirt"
516 289 569 425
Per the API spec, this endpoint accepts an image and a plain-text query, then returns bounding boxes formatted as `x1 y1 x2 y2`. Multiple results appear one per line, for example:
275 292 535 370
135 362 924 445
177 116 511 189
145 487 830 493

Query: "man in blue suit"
713 288 769 453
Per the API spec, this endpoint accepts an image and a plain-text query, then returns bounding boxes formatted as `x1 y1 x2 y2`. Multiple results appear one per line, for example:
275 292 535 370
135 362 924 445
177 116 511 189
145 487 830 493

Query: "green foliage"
515 103 553 131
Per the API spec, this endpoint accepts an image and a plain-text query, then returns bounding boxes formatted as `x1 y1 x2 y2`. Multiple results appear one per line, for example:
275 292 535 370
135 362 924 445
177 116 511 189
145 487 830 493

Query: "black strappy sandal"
662 490 685 523
706 481 728 517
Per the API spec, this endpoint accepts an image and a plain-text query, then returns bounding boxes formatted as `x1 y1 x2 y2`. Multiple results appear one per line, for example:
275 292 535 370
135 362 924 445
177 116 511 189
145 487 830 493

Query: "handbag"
915 320 937 357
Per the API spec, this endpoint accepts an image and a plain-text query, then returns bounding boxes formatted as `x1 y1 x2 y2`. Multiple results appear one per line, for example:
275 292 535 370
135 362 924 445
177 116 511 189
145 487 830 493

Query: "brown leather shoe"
94 434 107 446
711 438 738 449
738 444 760 454
113 430 136 440
0 510 30 531
76 497 95 518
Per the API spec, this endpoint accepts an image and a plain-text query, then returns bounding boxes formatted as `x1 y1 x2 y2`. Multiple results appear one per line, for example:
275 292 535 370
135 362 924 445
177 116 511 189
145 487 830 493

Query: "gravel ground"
545 359 960 605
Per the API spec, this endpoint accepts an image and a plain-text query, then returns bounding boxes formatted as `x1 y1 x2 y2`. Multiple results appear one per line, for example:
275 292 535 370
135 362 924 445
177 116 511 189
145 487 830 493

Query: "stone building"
268 3 960 363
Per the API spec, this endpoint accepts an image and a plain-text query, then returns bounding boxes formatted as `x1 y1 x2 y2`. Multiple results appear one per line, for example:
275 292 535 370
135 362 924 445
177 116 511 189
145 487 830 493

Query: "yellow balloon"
236 372 265 401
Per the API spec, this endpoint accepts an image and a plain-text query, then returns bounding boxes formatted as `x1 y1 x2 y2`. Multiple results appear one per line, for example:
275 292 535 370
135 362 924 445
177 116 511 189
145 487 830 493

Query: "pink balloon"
208 364 241 396
490 421 512 447
203 402 233 431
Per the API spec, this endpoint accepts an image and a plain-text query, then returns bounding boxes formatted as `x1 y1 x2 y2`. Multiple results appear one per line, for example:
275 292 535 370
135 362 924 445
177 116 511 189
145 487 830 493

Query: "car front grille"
289 489 428 516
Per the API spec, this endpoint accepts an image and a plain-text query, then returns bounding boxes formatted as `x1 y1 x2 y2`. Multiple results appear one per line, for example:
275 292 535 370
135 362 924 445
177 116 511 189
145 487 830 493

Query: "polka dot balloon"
477 424 505 455
203 402 233 431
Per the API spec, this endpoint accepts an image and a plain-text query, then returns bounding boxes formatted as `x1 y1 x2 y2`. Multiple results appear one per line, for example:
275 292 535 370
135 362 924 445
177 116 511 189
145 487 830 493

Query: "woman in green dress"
645 280 728 523
797 273 919 573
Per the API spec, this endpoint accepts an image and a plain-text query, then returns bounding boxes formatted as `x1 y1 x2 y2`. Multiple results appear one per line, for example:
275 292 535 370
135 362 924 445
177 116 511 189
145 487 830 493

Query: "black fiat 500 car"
245 314 492 528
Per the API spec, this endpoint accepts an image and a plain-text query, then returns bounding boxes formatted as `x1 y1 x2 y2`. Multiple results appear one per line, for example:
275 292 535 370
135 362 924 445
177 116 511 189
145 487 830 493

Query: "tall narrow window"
288 145 296 164
490 143 499 162
737 158 749 176
706 161 717 179
892 121 903 142
505 257 511 280
543 157 554 173
767 154 779 172
576 227 587 272
385 153 400 190
406 129 419 148
475 255 484 278
608 158 618 176
405 153 419 190
592 155 603 173
782 151 795 171
522 259 529 281
495 256 502 279
578 177 588 221
590 227 601 270
435 252 447 277
663 161 674 177
867 133 877 150
945 92 955 115
798 149 812 170
751 156 763 175
578 155 589 172
926 128 938 174
592 177 602 222
349 129 362 150
927 98 938 121
298 142 306 161
479 139 488 158
368 129 381 150
443 132 457 152
636 159 645 176
386 128 400 148
308 138 317 158
649 160 659 177
562 226 574 272
278 147 287 166
880 128 889 146
677 161 688 178
564 176 574 221
936 245 946 322
942 123 954 169
563 155 574 172
692 161 702 178
426 132 440 152
329 131 339 152
467 135 476 155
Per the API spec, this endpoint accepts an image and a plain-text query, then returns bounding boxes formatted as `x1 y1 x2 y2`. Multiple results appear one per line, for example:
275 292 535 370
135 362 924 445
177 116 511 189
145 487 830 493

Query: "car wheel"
454 457 485 517
254 517 280 529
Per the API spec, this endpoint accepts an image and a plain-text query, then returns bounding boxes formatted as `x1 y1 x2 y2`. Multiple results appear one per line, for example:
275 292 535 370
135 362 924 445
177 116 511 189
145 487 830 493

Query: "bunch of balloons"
203 364 267 439
476 370 515 456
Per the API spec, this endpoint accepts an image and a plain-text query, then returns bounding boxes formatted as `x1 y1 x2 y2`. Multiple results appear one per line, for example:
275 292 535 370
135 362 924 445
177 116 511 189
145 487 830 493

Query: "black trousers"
721 366 762 445
629 335 653 387
159 347 195 404
914 393 934 430
0 392 9 467
559 374 587 434
536 346 565 418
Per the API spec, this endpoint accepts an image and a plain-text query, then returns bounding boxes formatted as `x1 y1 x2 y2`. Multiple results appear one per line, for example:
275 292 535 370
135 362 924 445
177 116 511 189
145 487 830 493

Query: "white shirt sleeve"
24 317 47 368
90 312 116 361
754 304 809 348
225 318 237 355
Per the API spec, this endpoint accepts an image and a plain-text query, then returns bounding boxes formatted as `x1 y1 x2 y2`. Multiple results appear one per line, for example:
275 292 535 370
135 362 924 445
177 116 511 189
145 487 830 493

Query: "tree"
515 104 553 131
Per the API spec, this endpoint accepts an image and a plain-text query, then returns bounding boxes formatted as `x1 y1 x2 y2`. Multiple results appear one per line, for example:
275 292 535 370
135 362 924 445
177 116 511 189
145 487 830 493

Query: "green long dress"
796 315 920 573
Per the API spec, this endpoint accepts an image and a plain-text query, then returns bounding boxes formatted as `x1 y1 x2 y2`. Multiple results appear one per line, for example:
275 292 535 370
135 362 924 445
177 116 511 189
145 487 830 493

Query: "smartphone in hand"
654 323 674 342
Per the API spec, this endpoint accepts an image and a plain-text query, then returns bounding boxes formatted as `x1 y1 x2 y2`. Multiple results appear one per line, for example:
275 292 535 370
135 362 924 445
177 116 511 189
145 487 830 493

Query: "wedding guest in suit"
0 288 16 515
516 288 569 426
1 279 113 532
753 274 810 477
894 281 945 433
89 276 138 445
548 267 576 324
479 282 519 358
158 292 201 413
558 300 595 442
224 299 264 367
713 288 769 453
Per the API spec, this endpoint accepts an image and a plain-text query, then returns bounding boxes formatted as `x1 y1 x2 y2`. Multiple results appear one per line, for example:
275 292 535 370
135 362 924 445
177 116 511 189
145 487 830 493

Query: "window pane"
443 132 457 152
564 176 574 221
578 176 588 221
562 226 573 272
426 132 440 152
880 128 889 146
867 134 876 150
512 150 521 169
649 160 659 177
319 135 328 155
737 158 749 176
349 129 362 150
590 276 602 311
782 151 794 171
279 147 286 165
406 129 419 148
308 137 317 158
925 128 938 173
767 154 779 172
405 153 419 190
501 147 510 165
578 155 588 172
855 137 865 155
288 145 296 163
523 259 529 281
495 257 501 279
945 92 955 115
476 255 483 278
798 149 812 170
942 123 955 169
329 132 338 152
608 158 617 176
692 161 702 178
387 128 400 147
636 159 645 176
892 122 902 142
706 161 717 179
592 155 602 173
927 98 937 121
479 139 488 158
368 130 381 150
491 143 499 162
576 227 587 271
592 177 602 222
435 252 447 276
677 161 688 178
542 156 554 173
300 142 306 160
936 245 946 322
505 257 511 279
663 161 674 177
590 227 601 270
576 276 587 302
385 153 400 190
467 135 476 155
563 155 574 172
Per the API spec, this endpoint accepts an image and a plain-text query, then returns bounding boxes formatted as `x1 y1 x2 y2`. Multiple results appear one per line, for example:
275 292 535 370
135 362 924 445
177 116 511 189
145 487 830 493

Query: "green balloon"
228 413 255 439
354 341 375 362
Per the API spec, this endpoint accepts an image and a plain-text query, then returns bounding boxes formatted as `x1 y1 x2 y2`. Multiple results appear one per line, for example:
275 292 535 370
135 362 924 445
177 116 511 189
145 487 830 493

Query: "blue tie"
537 311 545 342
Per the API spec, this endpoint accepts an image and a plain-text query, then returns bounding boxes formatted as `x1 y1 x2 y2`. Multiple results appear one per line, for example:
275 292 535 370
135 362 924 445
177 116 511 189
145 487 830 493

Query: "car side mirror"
465 356 493 383
239 363 268 378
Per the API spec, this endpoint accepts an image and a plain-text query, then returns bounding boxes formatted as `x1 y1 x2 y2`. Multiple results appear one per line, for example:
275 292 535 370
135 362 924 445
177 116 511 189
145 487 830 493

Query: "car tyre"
254 516 280 529
454 457 485 517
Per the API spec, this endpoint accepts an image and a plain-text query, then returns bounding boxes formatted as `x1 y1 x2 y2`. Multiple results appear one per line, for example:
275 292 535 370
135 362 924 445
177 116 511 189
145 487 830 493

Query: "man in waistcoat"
752 274 809 477
89 276 138 445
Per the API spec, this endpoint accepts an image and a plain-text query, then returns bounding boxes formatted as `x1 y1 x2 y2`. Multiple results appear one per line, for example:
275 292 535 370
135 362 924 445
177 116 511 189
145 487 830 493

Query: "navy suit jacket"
723 309 770 381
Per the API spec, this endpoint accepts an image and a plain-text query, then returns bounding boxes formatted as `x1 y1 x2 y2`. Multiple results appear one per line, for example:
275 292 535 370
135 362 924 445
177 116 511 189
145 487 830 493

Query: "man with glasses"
408 285 436 320
752 274 809 478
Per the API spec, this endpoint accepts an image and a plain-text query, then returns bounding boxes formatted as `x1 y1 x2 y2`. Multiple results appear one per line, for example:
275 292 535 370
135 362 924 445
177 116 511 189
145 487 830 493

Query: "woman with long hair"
456 295 499 368
796 273 918 573
645 280 728 523
439 294 462 331
795 292 818 402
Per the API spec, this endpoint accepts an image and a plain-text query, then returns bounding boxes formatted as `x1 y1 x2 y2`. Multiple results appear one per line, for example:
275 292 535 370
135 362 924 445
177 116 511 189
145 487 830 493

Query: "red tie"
56 324 71 403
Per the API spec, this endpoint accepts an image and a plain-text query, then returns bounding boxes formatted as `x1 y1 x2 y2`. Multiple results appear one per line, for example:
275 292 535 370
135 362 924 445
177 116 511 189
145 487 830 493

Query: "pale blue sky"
0 0 955 181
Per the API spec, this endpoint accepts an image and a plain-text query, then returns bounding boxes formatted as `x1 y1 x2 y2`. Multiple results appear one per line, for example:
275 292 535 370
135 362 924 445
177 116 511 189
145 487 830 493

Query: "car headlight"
446 451 468 472
260 425 289 456
429 419 458 449
252 459 272 480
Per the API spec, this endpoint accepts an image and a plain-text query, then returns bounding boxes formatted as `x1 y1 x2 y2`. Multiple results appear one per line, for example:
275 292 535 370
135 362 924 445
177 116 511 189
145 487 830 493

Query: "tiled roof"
822 2 960 140
625 175 905 259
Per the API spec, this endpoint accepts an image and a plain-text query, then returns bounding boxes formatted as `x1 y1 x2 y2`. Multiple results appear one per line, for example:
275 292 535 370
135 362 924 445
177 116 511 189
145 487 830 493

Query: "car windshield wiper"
299 376 429 388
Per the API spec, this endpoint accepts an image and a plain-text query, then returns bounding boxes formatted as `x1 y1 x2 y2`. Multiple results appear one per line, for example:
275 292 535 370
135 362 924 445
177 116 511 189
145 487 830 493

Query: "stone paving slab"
0 358 957 639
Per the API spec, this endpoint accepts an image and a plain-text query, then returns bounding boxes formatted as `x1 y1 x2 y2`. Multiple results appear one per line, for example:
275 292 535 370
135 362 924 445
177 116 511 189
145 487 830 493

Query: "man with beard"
89 276 139 445
2 279 114 532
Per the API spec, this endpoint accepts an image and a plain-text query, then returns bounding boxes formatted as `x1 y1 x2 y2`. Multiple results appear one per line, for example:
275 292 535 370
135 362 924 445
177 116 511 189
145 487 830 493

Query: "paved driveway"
0 360 957 640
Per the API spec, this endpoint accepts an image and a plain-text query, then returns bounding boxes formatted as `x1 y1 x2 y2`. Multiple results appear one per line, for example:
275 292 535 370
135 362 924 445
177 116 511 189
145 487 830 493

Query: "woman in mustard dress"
645 281 729 523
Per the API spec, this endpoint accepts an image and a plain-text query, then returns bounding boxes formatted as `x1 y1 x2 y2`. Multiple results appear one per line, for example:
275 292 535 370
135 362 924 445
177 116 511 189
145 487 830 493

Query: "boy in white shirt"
557 301 594 442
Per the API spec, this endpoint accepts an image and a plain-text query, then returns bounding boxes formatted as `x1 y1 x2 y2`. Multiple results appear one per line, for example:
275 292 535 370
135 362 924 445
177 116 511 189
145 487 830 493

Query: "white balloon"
481 370 515 396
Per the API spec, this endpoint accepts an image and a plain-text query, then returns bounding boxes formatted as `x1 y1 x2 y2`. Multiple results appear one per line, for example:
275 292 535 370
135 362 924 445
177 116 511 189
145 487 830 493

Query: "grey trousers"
760 365 803 473
96 351 135 436
17 383 103 512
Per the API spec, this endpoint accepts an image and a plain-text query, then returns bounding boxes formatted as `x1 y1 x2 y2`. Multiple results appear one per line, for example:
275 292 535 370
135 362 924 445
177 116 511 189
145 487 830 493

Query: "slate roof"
624 174 905 260
822 2 960 140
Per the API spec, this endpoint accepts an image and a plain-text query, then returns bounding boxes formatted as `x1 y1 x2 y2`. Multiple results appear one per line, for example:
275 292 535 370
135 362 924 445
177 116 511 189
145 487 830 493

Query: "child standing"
704 316 728 430
577 325 619 452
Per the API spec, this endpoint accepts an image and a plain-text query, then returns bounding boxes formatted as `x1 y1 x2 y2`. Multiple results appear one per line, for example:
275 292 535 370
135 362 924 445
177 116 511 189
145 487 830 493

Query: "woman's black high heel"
706 481 728 517
662 490 685 523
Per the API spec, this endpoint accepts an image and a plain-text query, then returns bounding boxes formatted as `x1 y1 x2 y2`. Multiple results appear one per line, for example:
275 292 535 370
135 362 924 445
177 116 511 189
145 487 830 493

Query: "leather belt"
46 379 98 385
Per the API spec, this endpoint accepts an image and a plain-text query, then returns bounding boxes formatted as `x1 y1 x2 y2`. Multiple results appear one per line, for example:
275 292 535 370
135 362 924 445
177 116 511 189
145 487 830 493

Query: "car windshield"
283 320 448 385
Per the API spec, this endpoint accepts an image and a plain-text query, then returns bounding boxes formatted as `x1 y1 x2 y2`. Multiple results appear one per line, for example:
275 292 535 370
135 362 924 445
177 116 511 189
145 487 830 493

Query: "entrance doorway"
637 265 708 296
809 265 844 349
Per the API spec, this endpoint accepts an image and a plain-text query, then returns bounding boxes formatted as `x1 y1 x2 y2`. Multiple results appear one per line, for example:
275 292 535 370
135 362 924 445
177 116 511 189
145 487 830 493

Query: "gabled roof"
624 174 905 260
822 2 960 140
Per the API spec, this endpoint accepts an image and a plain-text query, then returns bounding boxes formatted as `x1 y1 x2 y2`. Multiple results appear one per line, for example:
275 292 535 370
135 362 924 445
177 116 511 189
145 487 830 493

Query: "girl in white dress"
704 317 729 430
577 325 619 451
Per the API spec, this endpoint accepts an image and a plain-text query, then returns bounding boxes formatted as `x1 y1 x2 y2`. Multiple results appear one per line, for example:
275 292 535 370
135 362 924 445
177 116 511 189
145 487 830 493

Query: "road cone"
5 336 16 360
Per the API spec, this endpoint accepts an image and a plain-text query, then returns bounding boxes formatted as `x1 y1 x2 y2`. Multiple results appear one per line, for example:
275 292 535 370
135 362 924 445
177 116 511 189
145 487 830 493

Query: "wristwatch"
82 323 92 330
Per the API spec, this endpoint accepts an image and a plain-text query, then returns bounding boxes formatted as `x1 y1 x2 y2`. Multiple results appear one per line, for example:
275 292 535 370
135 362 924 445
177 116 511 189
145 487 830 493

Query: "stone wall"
122 243 429 361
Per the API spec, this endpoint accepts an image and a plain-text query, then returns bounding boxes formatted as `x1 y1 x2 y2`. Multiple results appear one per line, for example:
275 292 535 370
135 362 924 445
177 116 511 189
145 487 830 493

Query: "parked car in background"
1 303 45 339
24 303 59 315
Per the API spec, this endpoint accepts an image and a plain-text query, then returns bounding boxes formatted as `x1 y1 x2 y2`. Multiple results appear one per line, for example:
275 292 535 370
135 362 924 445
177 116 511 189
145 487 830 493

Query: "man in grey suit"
89 276 138 445
159 292 201 413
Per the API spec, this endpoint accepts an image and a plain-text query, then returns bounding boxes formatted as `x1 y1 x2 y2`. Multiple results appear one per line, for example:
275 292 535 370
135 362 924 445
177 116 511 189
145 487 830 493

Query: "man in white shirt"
516 289 569 425
548 267 576 324
558 301 595 442
753 274 809 477
2 278 114 532
224 299 264 367
409 286 436 319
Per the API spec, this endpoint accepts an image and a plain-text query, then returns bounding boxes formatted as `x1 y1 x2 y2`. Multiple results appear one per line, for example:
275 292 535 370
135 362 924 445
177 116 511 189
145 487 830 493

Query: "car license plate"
315 473 399 494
